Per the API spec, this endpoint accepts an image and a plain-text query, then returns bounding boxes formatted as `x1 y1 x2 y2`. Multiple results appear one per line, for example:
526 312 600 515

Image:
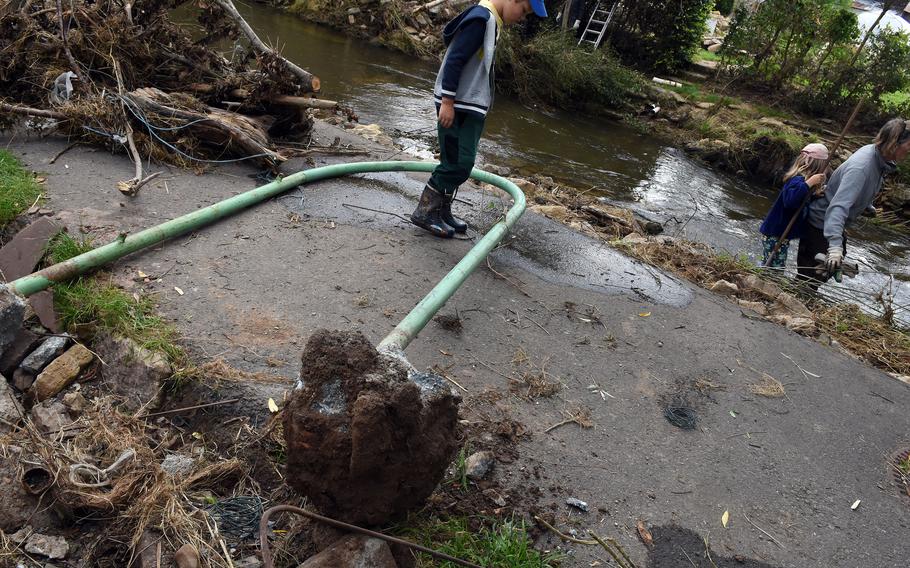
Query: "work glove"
825 246 843 272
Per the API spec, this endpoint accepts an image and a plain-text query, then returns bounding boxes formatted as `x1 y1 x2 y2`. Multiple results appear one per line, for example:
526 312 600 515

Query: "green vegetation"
46 233 185 364
695 47 722 62
400 517 561 568
722 0 910 119
497 30 644 110
0 149 42 227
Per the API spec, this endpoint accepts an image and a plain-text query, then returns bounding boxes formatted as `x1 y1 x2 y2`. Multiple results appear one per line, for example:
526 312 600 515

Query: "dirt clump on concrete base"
283 329 461 526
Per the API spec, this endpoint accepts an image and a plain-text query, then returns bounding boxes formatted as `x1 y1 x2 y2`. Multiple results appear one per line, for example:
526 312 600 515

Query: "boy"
411 0 548 238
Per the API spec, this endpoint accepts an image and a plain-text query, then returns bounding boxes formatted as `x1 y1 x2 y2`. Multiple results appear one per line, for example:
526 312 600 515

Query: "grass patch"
47 233 185 364
668 83 725 104
0 149 43 227
399 516 561 568
695 48 722 62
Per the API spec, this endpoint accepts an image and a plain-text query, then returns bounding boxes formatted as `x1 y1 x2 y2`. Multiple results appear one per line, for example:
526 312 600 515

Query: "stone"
28 290 61 333
174 543 199 568
61 391 87 414
695 102 714 110
707 42 722 53
464 451 495 480
161 454 195 478
95 334 171 411
284 330 460 525
346 7 360 14
767 315 816 334
509 177 538 194
772 291 812 318
30 401 73 433
0 373 25 432
710 279 739 296
24 533 68 559
298 535 397 568
0 328 42 376
737 274 782 300
20 336 70 375
532 204 571 223
13 367 36 391
737 299 768 316
566 497 589 512
348 14 355 24
483 488 506 507
0 283 27 355
31 344 93 402
131 530 162 568
621 233 649 245
758 117 786 129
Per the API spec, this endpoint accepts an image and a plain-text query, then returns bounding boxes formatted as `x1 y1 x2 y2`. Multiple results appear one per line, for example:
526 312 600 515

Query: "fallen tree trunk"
213 0 320 93
124 88 286 168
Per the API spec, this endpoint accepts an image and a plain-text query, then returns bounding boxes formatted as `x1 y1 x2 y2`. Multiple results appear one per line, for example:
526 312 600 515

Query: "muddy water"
190 5 910 322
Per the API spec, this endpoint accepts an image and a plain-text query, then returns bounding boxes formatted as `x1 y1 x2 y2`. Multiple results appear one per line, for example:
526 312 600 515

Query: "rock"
566 497 589 512
643 221 664 235
0 373 24 432
95 334 171 411
174 543 199 568
298 535 397 568
771 291 812 318
532 204 572 223
20 336 70 375
710 279 739 296
30 401 73 434
0 283 27 356
284 330 460 525
707 42 722 53
767 315 816 334
13 367 36 391
24 533 68 559
464 451 495 480
0 328 42 377
509 177 538 194
235 557 263 568
758 117 786 129
737 274 782 300
346 7 360 14
695 102 714 110
737 300 768 316
61 391 87 415
0 218 63 281
621 233 649 245
31 343 93 402
131 530 162 568
161 454 195 478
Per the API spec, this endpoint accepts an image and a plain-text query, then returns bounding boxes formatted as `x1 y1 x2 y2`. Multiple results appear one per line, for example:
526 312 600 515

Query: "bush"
715 0 734 14
496 30 643 109
610 0 714 73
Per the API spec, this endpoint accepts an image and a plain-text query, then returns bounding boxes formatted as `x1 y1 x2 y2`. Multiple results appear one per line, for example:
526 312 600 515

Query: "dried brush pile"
0 0 329 188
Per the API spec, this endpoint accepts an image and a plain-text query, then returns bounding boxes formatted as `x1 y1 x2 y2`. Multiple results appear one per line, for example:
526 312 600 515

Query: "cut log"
213 0 320 93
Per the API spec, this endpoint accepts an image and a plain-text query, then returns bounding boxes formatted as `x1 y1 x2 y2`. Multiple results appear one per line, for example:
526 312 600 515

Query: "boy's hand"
438 98 455 128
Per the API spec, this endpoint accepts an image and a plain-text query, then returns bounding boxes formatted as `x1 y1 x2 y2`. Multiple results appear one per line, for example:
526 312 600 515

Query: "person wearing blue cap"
411 0 548 238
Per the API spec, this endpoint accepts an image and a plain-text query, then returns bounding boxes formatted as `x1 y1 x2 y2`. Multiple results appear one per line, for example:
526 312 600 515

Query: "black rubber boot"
440 191 468 234
411 185 454 238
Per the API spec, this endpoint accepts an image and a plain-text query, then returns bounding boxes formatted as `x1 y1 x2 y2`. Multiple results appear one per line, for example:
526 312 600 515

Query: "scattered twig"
588 531 634 568
544 407 593 433
139 399 241 419
533 516 598 545
869 391 894 404
341 202 410 222
49 141 81 164
781 352 820 380
486 257 531 297
678 546 698 568
56 0 85 84
742 513 786 549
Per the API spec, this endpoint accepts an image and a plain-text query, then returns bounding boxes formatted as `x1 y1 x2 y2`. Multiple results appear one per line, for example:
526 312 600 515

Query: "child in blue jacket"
411 0 548 238
759 143 829 268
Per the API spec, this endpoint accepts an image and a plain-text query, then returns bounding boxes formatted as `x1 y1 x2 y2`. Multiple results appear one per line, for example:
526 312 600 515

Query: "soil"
283 329 461 526
3 119 910 567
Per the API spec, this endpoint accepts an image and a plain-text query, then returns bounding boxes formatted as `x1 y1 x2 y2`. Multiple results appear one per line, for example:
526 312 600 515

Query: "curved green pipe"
9 161 526 352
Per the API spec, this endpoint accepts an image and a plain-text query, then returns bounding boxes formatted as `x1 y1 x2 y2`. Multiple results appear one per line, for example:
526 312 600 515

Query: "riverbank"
2 119 909 567
271 0 910 225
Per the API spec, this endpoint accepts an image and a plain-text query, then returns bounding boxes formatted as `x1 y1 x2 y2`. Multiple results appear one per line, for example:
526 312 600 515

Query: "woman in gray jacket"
797 118 910 288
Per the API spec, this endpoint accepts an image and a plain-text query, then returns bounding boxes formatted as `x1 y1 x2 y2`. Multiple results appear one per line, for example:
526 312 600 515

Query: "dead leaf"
851 499 861 510
638 311 651 317
637 520 653 547
137 270 148 278
174 286 184 296
34 176 47 184
722 510 730 528
268 398 279 413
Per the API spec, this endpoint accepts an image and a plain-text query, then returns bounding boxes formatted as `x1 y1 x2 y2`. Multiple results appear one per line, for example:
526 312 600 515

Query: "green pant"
428 111 486 195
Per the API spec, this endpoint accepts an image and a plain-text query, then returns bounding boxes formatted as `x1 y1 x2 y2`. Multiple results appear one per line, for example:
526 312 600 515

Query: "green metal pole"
9 161 525 352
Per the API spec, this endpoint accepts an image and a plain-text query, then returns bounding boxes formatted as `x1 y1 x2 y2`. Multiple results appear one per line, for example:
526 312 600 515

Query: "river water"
186 5 910 323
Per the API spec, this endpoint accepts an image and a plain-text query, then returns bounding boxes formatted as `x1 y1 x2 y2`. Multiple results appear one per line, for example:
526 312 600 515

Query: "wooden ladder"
577 0 617 49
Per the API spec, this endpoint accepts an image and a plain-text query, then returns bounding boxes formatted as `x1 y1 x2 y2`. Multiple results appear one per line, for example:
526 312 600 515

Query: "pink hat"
801 142 829 161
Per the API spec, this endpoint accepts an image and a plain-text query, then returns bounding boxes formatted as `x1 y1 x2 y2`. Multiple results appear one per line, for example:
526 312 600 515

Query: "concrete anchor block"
31 344 94 402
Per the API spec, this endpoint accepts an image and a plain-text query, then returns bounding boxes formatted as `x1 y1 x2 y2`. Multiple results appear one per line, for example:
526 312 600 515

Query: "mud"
283 329 460 525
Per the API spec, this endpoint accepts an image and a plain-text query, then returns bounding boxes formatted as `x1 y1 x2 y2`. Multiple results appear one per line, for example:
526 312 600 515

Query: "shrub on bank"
496 30 644 110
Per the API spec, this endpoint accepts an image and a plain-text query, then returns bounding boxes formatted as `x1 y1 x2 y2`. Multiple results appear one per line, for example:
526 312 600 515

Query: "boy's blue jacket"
433 5 498 117
759 176 812 240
